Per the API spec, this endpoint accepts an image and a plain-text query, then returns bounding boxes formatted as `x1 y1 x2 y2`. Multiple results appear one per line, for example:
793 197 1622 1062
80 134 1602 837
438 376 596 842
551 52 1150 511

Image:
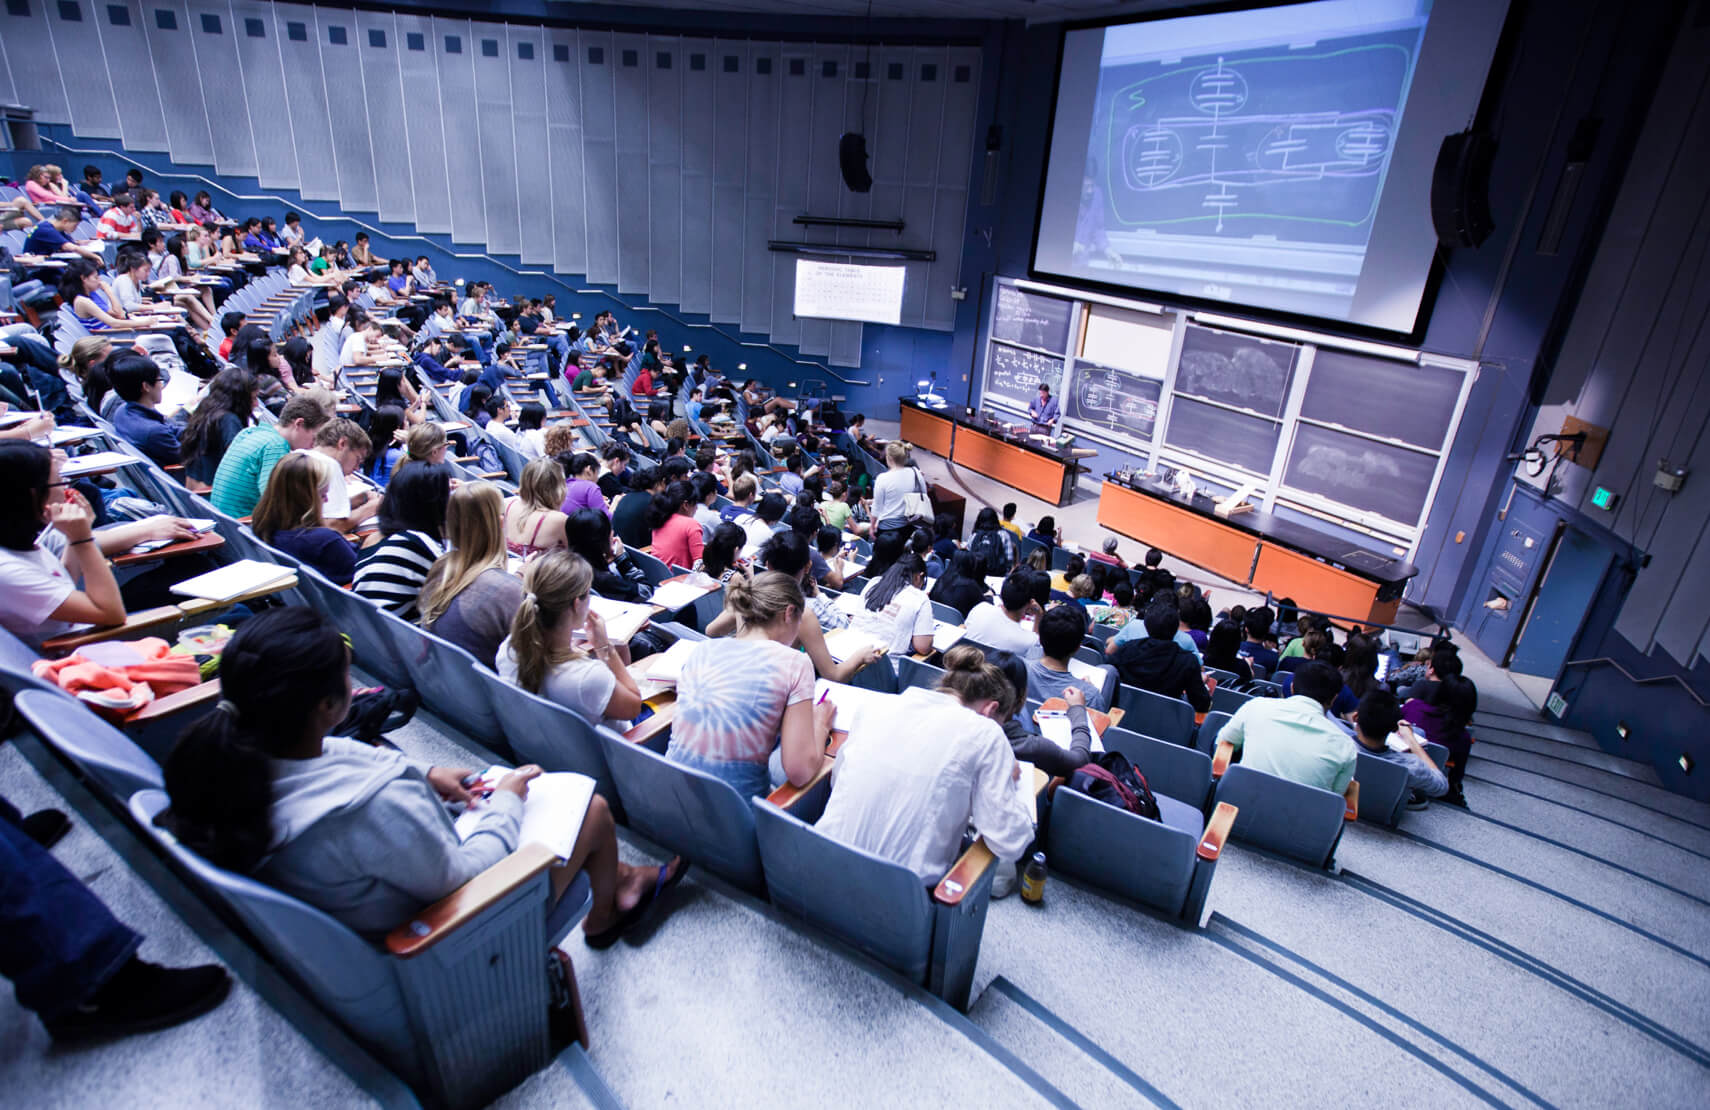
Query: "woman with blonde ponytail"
666 569 836 798
498 551 644 726
418 482 523 668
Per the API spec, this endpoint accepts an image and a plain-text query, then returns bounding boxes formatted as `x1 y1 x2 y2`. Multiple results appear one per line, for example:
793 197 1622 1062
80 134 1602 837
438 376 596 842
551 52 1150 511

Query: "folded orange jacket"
32 637 203 700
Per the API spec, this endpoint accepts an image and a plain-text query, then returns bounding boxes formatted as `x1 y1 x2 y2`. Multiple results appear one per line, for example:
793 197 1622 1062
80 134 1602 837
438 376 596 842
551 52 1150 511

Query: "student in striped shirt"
352 462 452 621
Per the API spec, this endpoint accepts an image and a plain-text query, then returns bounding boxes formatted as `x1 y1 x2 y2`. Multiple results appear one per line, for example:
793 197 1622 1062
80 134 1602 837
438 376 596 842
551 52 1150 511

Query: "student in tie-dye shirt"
667 571 837 798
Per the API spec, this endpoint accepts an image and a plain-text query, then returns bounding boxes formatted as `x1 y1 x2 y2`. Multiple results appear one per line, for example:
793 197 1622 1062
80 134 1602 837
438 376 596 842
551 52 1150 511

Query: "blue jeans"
0 797 141 1019
665 743 772 800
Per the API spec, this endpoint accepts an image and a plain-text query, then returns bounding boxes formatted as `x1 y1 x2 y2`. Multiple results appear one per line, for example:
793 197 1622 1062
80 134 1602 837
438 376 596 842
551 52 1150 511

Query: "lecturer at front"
1028 383 1059 434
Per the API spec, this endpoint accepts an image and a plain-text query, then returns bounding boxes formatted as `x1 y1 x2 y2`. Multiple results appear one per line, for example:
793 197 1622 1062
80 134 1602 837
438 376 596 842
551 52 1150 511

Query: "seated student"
1112 600 1212 713
0 443 197 647
418 483 524 669
352 462 451 620
964 570 1043 655
1108 592 1201 662
498 552 644 728
107 355 183 468
647 480 704 570
1087 536 1127 570
989 650 1096 782
1024 514 1060 554
595 442 631 500
1214 660 1357 801
401 422 448 469
668 570 837 797
210 395 331 518
611 465 662 549
1135 546 1169 597
557 451 610 520
1401 666 1477 807
359 406 407 487
819 479 865 537
1351 688 1448 809
299 418 378 534
707 531 879 683
690 472 723 541
816 644 1036 888
1396 642 1459 702
1278 612 1324 664
502 457 569 559
1336 632 1382 719
251 453 358 585
850 554 936 657
930 549 990 619
1202 618 1255 684
513 402 547 459
565 507 654 603
700 522 748 587
1027 604 1113 711
1067 574 1100 612
1087 579 1135 630
966 507 1016 577
161 608 683 948
1237 608 1281 674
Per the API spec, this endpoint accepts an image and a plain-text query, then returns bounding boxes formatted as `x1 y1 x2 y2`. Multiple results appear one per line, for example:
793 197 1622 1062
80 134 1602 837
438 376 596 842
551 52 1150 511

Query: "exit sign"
1591 486 1618 510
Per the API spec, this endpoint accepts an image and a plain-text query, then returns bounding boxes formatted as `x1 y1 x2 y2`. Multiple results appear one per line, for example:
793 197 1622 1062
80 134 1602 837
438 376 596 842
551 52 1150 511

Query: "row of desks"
898 398 1094 506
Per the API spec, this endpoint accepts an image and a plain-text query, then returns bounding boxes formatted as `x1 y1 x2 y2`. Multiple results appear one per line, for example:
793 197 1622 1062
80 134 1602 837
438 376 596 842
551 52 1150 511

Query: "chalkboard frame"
991 286 1076 354
983 340 1067 415
1063 358 1163 445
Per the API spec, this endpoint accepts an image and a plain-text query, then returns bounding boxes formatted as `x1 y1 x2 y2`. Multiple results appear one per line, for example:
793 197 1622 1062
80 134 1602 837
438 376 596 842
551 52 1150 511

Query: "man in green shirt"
1214 660 1358 800
209 395 331 518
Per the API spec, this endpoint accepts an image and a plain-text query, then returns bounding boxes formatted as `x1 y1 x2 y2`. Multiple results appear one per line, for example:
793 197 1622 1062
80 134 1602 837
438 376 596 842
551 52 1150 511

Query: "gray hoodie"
258 738 522 938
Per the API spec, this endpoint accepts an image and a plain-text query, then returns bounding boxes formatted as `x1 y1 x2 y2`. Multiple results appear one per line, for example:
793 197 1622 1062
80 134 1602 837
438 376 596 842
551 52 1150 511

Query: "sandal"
582 858 689 950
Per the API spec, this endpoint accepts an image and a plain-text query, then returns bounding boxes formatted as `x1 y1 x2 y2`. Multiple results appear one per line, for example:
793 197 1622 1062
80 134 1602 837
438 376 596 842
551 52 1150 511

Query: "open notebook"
589 596 654 643
1035 709 1105 754
812 677 902 735
821 627 887 664
453 766 597 862
648 577 716 612
169 559 295 603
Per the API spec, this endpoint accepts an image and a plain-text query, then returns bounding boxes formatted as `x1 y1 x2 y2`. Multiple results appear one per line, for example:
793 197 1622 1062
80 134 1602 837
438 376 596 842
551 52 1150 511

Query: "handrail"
1560 656 1710 709
1254 589 1452 641
41 135 872 387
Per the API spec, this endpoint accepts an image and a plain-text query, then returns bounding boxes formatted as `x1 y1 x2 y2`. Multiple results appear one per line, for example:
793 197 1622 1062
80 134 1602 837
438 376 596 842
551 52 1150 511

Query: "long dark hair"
702 522 747 578
1427 674 1478 734
377 460 452 539
564 506 616 570
374 367 409 409
0 441 53 551
864 553 926 612
1341 632 1380 700
281 336 315 386
161 608 350 872
179 368 257 467
646 480 693 532
365 406 407 476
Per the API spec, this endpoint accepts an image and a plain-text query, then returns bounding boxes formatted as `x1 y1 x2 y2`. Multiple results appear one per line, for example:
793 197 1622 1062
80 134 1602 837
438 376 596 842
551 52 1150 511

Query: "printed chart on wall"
984 342 1065 413
991 286 1075 353
1066 361 1162 441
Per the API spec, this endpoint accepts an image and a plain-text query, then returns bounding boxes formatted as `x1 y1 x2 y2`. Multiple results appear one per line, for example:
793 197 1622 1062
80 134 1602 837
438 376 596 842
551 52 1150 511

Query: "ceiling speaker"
839 132 873 193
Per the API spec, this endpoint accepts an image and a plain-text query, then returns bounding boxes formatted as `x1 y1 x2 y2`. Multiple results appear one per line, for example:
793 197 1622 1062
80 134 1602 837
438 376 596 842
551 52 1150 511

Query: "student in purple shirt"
558 451 610 518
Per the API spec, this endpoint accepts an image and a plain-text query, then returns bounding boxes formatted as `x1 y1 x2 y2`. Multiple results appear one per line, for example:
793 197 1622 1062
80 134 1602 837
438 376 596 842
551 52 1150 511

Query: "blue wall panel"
708 38 749 326
677 36 715 317
0 5 70 124
611 31 650 295
471 19 519 256
543 27 584 277
142 0 214 166
739 41 779 337
185 0 256 177
432 16 485 243
315 6 377 213
228 0 298 188
45 0 121 139
394 11 450 235
645 33 682 309
578 28 618 286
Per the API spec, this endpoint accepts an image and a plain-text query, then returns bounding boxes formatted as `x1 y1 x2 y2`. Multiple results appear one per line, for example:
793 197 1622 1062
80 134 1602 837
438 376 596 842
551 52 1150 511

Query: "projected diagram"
1083 34 1418 248
1071 362 1160 438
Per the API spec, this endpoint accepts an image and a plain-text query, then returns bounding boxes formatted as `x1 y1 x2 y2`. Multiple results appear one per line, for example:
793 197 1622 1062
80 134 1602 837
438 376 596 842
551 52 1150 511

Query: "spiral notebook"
453 766 597 861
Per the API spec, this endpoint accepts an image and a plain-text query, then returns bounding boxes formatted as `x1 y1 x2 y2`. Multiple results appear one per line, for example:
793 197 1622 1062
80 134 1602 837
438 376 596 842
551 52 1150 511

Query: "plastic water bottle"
1020 851 1047 905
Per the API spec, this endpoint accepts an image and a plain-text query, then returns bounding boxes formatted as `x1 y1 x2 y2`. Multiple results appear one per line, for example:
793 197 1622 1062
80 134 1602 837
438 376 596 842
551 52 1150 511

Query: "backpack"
968 529 1012 577
1068 751 1161 821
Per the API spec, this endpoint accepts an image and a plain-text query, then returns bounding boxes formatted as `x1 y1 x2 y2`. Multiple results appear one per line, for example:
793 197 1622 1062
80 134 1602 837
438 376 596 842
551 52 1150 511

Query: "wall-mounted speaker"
1431 129 1498 249
839 132 873 193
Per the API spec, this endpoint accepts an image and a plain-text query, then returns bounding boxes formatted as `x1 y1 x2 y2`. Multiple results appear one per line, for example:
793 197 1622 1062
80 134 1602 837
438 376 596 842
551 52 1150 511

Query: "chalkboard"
1066 359 1162 441
984 342 1066 412
1175 324 1297 418
1164 397 1280 477
1299 349 1462 451
992 286 1075 353
1283 422 1437 527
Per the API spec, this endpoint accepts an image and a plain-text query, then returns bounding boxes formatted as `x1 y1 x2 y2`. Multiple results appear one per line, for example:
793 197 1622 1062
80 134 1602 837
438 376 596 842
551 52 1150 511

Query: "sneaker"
22 808 72 850
1439 786 1468 809
45 957 231 1043
1405 790 1430 812
989 863 1018 900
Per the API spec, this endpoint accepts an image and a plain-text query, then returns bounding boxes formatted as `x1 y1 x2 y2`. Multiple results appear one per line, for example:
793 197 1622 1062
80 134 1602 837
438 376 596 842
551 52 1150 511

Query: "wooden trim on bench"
386 842 561 957
933 839 996 906
1197 802 1237 861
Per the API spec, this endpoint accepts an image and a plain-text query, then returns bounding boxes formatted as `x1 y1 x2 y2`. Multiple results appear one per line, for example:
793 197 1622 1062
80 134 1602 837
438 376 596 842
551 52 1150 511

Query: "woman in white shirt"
814 644 1036 887
869 440 925 540
850 553 936 657
498 551 643 728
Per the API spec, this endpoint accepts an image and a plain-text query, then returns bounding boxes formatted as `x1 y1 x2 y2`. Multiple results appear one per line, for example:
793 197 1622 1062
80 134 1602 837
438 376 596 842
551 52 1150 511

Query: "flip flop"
583 858 689 951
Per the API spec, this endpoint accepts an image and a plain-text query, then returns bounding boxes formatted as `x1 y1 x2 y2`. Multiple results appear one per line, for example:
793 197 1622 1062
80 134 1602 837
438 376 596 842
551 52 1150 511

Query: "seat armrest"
40 604 186 653
624 700 676 746
1344 780 1360 821
1197 802 1237 861
934 839 996 906
123 678 220 725
763 753 834 810
1211 740 1234 779
386 843 560 957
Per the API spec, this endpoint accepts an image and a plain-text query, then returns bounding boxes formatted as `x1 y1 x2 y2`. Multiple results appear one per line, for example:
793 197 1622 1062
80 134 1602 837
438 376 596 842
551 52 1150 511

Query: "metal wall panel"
676 36 715 317
228 0 297 187
393 11 449 234
432 16 485 244
0 5 70 124
185 0 257 177
315 6 377 213
768 46 815 347
708 38 748 326
354 9 413 225
646 34 682 308
0 17 18 107
740 41 779 336
271 3 336 200
611 31 650 294
829 321 863 369
578 29 618 285
543 27 584 277
142 0 214 165
470 19 518 257
509 24 551 266
45 0 122 139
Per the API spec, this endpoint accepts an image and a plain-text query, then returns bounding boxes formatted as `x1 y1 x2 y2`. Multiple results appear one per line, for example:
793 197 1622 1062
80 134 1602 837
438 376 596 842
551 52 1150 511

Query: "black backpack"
968 529 1012 577
1068 752 1161 821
